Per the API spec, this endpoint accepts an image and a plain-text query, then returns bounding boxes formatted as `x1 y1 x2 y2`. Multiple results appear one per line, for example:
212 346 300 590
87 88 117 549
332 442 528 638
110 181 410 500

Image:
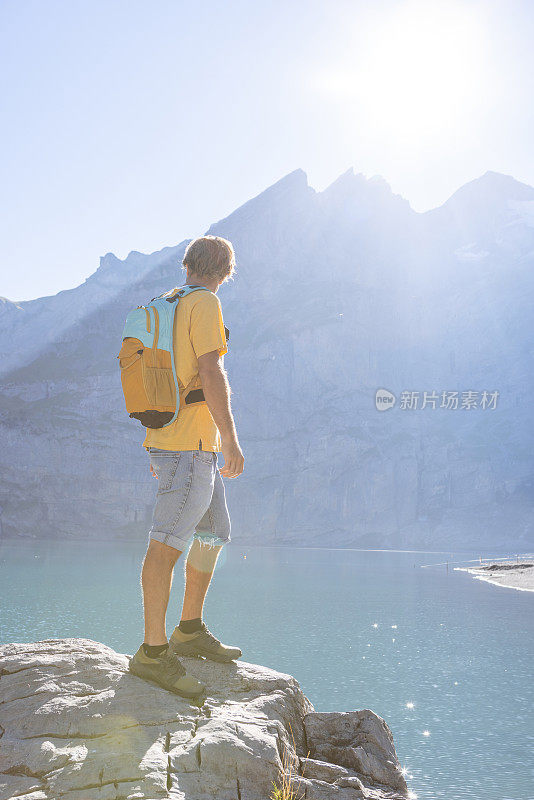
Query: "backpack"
116 284 209 429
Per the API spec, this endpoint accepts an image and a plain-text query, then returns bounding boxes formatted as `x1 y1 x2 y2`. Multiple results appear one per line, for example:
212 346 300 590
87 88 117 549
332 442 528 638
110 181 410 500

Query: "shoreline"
0 536 519 556
455 561 534 592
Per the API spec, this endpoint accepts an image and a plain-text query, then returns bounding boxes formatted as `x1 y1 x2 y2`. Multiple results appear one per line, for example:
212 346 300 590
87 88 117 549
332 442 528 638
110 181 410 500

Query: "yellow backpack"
116 285 208 428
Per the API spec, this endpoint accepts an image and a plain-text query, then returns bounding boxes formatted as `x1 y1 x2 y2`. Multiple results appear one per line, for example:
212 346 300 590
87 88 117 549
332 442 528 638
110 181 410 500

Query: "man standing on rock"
129 236 244 701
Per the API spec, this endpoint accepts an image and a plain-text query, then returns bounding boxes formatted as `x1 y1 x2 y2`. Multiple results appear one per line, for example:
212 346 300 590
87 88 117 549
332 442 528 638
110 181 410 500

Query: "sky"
1 0 533 301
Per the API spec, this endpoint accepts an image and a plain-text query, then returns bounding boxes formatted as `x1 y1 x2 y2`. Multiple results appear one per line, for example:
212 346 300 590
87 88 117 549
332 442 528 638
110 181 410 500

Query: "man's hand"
150 463 158 479
219 439 244 479
197 350 244 479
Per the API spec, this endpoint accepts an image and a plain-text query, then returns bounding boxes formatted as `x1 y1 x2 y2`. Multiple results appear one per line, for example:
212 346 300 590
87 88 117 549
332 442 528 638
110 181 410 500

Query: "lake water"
1 540 533 800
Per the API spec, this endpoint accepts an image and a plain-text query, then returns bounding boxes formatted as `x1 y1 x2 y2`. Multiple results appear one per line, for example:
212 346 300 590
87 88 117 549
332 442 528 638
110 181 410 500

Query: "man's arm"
197 350 244 478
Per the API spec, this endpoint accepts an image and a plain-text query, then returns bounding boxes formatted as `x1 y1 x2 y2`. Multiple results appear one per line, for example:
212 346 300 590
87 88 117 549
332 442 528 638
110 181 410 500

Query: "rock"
0 639 409 800
304 711 408 792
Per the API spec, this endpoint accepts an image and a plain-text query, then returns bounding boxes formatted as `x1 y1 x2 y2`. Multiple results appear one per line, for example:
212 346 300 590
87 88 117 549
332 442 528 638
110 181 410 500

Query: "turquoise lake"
1 541 533 800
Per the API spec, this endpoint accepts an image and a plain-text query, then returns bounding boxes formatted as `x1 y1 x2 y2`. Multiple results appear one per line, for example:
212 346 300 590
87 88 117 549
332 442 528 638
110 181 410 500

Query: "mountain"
1 168 533 551
0 245 188 376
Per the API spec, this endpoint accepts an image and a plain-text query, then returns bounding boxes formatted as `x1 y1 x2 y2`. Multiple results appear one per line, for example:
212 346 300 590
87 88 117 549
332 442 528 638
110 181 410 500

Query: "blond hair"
182 235 236 284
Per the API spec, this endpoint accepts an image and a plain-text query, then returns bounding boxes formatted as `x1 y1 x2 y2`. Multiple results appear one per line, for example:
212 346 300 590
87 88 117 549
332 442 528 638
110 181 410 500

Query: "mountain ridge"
1 166 533 550
3 167 532 307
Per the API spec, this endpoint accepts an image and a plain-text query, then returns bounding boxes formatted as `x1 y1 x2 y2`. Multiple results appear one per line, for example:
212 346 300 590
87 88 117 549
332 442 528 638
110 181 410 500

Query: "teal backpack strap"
149 284 209 304
164 284 209 304
153 284 210 428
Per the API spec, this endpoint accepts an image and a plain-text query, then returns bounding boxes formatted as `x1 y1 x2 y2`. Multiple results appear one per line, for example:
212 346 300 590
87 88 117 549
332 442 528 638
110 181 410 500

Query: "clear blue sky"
1 0 533 301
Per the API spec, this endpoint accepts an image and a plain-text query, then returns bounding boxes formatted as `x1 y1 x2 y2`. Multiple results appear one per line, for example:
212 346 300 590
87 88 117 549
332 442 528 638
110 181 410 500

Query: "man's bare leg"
168 539 241 661
130 539 206 700
141 539 182 645
180 539 222 622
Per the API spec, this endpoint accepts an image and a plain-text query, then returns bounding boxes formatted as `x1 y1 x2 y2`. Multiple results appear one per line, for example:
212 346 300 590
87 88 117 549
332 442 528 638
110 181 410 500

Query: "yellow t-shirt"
142 287 228 453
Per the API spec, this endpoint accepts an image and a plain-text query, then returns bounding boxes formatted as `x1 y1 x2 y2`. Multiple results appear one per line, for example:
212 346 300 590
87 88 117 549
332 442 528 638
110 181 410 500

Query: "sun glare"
313 0 486 144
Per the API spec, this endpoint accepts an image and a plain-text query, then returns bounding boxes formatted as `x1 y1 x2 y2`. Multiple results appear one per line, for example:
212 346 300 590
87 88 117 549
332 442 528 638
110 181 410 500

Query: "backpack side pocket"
143 363 176 409
117 337 147 414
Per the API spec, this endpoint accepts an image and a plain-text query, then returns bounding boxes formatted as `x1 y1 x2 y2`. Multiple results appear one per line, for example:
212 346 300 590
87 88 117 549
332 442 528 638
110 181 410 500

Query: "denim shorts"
147 447 231 552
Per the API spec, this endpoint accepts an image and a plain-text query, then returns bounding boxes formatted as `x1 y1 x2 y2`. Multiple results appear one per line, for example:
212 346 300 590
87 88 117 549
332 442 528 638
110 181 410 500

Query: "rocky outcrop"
0 639 409 800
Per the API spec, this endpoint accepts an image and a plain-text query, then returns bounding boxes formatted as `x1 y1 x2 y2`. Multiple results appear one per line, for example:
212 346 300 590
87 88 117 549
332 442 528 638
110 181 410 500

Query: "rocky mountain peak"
206 168 314 236
434 170 534 216
320 167 412 217
0 296 23 317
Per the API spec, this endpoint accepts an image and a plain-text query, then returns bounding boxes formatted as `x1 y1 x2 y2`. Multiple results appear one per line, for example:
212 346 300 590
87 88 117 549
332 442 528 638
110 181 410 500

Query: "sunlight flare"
312 0 486 145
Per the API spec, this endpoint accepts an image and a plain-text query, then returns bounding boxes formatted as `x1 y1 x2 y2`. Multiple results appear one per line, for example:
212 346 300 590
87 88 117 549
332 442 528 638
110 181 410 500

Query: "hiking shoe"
169 623 242 663
128 645 207 701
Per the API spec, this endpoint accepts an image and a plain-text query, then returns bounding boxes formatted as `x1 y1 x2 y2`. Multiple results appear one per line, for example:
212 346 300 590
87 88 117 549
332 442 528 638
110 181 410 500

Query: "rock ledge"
0 639 409 800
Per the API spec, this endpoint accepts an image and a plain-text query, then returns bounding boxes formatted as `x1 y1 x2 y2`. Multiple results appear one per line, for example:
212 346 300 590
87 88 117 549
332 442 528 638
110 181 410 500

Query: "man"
129 235 244 701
